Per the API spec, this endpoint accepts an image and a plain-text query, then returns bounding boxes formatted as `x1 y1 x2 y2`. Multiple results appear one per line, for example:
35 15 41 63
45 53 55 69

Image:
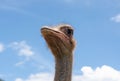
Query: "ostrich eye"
66 29 73 36
60 27 73 37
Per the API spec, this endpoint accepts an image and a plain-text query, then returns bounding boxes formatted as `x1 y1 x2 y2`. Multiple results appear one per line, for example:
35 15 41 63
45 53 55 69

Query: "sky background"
0 0 120 81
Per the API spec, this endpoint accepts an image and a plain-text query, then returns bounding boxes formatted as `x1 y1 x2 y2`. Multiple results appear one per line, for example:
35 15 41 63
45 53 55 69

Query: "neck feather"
54 53 73 81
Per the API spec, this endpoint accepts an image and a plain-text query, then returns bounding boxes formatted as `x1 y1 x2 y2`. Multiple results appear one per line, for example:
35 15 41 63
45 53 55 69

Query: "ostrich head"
41 24 76 81
41 24 75 58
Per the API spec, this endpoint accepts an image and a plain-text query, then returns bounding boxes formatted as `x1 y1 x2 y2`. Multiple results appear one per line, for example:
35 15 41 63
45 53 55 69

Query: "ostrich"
41 24 76 81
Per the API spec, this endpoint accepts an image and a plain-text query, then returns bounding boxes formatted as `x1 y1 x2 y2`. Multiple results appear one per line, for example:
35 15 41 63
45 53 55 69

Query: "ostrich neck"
54 53 73 81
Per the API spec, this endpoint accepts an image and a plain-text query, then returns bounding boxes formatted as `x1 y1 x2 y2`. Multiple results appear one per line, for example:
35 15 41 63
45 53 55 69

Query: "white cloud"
111 14 120 23
0 43 4 53
79 65 120 81
8 41 52 68
0 0 39 17
9 41 34 57
15 78 23 81
63 0 91 6
64 0 74 3
15 73 53 81
15 61 25 66
15 65 120 81
9 41 34 66
0 74 3 77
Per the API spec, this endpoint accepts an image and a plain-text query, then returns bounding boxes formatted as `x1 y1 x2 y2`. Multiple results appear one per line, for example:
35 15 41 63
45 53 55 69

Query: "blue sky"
0 0 120 81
